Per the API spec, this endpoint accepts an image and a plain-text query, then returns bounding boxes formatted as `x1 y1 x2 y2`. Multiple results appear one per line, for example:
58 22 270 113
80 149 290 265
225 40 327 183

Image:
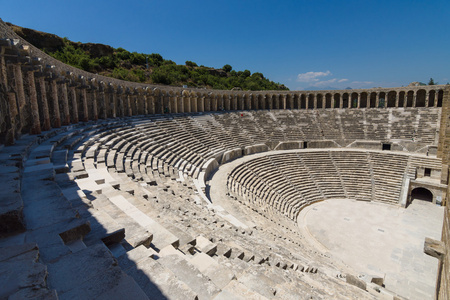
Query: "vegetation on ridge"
9 23 288 91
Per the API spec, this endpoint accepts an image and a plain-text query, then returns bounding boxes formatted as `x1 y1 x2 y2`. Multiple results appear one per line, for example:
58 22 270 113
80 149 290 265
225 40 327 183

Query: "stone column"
69 85 79 123
2 58 19 144
425 91 430 107
348 94 352 108
313 94 317 109
182 93 189 113
91 88 98 120
126 93 132 116
50 78 61 128
281 94 287 109
404 92 408 108
434 90 439 107
13 64 27 129
80 86 89 122
27 70 41 134
375 92 380 108
37 75 51 130
306 94 310 109
395 92 399 108
412 90 417 107
339 94 343 109
357 93 361 108
111 87 117 118
60 81 70 125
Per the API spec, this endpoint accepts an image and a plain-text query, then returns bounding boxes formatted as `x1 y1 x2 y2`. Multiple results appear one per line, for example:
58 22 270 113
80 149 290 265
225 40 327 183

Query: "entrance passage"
411 187 433 202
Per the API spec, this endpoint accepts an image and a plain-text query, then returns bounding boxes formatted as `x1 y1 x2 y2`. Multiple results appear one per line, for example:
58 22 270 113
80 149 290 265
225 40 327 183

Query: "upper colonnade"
0 18 447 145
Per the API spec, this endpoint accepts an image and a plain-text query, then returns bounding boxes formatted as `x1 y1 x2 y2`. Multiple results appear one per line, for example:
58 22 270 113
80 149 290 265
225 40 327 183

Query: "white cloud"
297 71 331 82
338 79 348 83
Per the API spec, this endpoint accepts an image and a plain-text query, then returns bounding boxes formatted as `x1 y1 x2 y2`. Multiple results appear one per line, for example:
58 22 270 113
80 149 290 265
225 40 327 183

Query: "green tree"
428 78 437 85
222 64 232 72
185 61 198 67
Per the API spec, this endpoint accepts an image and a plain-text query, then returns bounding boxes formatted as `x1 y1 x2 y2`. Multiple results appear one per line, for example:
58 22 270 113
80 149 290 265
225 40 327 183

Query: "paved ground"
297 198 444 300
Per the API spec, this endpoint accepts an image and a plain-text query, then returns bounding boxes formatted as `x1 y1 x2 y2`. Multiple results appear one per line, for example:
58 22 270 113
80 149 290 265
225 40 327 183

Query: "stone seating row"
228 150 432 220
57 121 335 299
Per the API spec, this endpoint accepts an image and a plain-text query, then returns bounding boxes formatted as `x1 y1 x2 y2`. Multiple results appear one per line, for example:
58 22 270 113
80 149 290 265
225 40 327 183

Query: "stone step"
46 243 148 300
157 252 221 299
120 253 198 300
106 193 179 250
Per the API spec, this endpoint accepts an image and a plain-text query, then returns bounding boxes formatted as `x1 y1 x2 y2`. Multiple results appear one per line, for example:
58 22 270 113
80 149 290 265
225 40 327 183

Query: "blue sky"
2 0 449 90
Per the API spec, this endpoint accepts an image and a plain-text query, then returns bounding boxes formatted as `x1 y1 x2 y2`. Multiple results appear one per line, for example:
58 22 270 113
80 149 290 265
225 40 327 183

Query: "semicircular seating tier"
227 150 443 221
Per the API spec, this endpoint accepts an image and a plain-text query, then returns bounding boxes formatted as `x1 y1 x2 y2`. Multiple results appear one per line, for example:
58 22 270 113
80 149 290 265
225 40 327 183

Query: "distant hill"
7 22 288 91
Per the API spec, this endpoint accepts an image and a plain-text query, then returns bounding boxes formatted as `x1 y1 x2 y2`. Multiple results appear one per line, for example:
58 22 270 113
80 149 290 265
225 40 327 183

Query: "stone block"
346 274 367 291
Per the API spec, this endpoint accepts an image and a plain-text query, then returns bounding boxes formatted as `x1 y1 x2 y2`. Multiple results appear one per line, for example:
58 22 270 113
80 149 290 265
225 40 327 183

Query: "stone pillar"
395 92 399 108
27 70 41 134
331 95 335 109
339 94 343 109
425 91 430 107
375 92 380 108
281 94 287 109
111 88 117 118
357 93 361 108
182 93 189 113
404 92 408 108
91 89 98 120
13 64 27 129
412 90 417 107
348 94 352 108
434 90 439 107
117 91 125 117
6 90 18 144
37 75 51 131
69 85 79 123
306 94 310 109
126 93 132 116
50 78 61 128
80 87 89 122
2 58 19 144
313 94 317 109
60 81 70 125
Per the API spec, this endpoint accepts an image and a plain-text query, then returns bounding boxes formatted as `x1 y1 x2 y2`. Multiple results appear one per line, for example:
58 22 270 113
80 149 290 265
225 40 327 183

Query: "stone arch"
411 187 433 203
258 94 264 109
387 91 397 107
278 94 285 109
265 94 272 109
360 92 368 108
342 93 349 108
416 89 426 107
325 93 332 108
437 90 444 107
369 92 377 108
398 91 406 107
333 93 340 108
428 90 436 107
286 94 292 109
378 92 386 108
316 94 323 109
350 92 358 108
300 94 307 109
293 94 299 109
406 91 414 107
307 94 314 109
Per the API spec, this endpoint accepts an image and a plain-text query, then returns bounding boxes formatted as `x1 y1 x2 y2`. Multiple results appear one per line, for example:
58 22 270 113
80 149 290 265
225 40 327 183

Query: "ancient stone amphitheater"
0 18 449 300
